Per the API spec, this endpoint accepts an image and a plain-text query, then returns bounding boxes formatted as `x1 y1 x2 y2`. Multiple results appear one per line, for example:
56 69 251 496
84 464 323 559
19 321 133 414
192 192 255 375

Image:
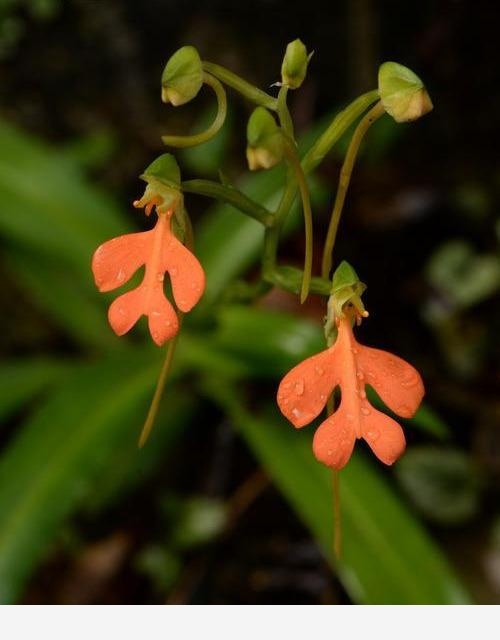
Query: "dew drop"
292 408 302 419
346 413 354 422
351 347 358 355
360 390 367 399
157 273 164 282
294 379 305 396
314 365 325 376
401 375 419 388
151 310 161 317
327 449 333 456
361 406 371 416
366 428 380 441
356 371 364 380
397 403 412 415
170 267 178 276
320 393 327 402
116 269 125 283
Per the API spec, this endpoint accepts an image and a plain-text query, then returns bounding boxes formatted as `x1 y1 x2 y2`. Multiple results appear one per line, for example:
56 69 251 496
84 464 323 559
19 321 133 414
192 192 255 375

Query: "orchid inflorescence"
91 41 432 494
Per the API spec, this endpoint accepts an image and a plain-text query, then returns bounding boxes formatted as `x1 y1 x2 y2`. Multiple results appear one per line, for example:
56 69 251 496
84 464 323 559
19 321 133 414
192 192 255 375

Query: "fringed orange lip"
277 315 424 469
92 207 205 346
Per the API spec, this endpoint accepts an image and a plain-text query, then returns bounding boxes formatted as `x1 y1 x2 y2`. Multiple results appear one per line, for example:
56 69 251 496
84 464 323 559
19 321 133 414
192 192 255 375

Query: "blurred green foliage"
0 118 473 604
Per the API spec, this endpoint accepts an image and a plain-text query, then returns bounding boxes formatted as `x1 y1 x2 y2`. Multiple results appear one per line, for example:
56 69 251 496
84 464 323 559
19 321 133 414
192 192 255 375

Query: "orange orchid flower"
92 203 205 346
277 313 424 470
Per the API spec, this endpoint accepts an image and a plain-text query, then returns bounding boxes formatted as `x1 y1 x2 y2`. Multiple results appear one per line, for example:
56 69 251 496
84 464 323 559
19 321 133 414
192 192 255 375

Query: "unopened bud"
281 39 312 89
378 61 433 123
161 46 203 106
246 107 284 170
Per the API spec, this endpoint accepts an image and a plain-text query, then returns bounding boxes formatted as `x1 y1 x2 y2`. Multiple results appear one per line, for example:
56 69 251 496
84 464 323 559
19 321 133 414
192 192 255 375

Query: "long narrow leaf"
210 385 471 604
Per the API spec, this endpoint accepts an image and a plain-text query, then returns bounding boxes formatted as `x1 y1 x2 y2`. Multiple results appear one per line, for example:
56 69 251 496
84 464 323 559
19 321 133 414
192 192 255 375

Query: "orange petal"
357 345 424 418
92 230 153 292
312 403 356 470
108 286 145 336
277 347 339 428
162 235 206 312
147 287 179 346
361 407 406 465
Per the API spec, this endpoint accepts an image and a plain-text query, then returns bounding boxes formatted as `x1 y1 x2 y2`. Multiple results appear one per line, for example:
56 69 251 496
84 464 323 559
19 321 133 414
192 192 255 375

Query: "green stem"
302 89 379 173
162 72 227 148
321 101 385 279
138 329 181 448
202 61 277 110
277 85 294 138
264 265 331 296
182 179 273 227
262 90 379 289
282 136 313 303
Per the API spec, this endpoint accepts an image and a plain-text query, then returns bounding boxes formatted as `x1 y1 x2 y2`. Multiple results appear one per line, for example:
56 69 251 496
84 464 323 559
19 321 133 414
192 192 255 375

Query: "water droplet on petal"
360 389 366 399
327 449 333 456
292 408 302 419
157 273 164 282
170 267 178 276
346 413 354 422
366 428 380 441
356 371 364 380
314 365 325 376
294 379 305 396
361 406 371 416
397 403 412 415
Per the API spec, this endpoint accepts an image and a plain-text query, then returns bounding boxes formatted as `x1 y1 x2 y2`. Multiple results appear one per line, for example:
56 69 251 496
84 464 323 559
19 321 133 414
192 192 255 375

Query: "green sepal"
281 39 311 89
137 153 183 213
246 107 284 170
378 61 433 123
161 46 203 106
329 259 367 317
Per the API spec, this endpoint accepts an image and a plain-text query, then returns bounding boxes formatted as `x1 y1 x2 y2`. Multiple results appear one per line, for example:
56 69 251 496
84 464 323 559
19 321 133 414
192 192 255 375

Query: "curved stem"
162 72 227 148
138 328 181 448
282 136 314 303
262 91 379 290
202 61 277 110
277 85 294 138
321 101 385 279
182 179 273 227
302 89 379 173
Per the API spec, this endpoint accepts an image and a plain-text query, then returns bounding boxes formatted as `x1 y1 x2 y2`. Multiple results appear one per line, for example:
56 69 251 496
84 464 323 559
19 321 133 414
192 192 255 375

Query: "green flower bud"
161 46 203 106
378 61 433 123
246 107 284 170
281 39 311 89
329 260 368 319
135 153 183 213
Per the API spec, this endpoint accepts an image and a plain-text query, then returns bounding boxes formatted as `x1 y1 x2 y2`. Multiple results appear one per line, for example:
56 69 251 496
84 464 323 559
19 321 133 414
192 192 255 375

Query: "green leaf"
5 250 115 349
0 358 69 424
211 385 471 604
0 119 135 347
0 119 127 273
396 447 481 524
0 349 160 603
